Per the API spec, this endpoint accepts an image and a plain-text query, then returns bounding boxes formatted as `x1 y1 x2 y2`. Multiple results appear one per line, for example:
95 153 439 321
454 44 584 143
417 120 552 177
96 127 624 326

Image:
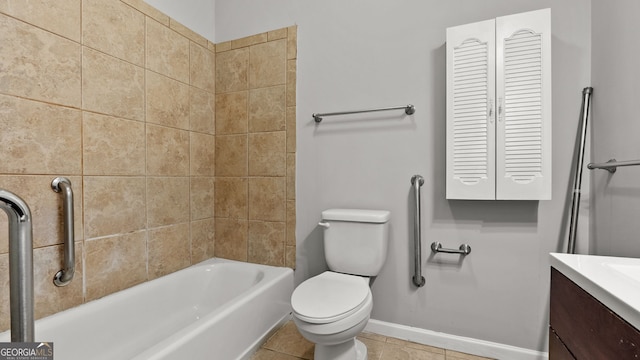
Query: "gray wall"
215 0 591 352
591 1 640 257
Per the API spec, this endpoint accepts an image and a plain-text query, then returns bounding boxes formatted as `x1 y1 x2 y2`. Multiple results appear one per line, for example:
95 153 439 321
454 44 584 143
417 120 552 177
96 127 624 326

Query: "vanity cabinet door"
549 328 575 360
550 268 640 359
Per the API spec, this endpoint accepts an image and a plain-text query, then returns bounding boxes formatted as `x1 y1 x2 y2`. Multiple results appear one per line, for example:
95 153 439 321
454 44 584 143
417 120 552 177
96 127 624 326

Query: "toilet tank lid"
322 209 390 223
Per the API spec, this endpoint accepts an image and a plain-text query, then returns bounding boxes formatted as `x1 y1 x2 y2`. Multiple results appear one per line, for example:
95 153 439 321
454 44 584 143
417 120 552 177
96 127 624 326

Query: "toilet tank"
321 209 390 276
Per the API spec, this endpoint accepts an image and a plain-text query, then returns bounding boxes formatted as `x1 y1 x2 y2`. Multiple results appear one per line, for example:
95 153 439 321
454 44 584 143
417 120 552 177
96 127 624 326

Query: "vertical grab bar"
411 175 425 287
0 189 34 342
51 177 75 287
567 87 593 254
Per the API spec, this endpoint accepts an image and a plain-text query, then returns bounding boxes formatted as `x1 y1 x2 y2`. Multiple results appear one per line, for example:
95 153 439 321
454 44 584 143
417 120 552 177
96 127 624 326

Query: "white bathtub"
0 258 294 360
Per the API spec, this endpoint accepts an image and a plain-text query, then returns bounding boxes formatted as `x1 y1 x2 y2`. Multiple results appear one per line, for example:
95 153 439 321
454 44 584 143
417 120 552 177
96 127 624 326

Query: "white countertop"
550 253 640 330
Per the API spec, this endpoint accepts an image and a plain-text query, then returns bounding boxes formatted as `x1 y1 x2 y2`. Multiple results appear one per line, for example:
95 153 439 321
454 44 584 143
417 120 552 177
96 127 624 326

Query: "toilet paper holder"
431 242 471 255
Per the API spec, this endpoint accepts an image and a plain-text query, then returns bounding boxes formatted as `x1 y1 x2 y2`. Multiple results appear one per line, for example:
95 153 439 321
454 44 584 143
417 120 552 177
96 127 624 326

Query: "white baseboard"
365 319 548 360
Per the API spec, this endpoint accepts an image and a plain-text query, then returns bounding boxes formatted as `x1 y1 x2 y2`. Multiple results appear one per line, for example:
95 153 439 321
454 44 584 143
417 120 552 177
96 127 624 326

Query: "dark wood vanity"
550 267 640 359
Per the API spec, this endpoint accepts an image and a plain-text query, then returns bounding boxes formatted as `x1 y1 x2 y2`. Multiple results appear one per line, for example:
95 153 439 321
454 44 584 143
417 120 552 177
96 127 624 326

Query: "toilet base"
314 338 368 360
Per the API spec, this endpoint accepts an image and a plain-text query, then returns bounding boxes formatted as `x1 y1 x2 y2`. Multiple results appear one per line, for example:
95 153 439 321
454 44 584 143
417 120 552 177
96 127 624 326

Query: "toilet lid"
291 272 370 324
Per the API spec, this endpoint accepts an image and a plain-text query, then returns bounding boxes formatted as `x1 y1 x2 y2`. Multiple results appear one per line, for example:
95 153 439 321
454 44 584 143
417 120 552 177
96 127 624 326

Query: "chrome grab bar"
411 175 425 287
51 177 75 287
313 104 415 123
587 158 640 173
431 242 472 255
567 87 593 254
0 189 34 342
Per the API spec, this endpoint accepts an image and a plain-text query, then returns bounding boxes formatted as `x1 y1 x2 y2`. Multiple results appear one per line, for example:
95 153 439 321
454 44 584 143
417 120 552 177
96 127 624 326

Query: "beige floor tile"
358 337 385 360
255 321 493 360
251 348 305 360
380 343 446 360
262 321 314 359
386 337 445 355
445 349 495 360
359 331 388 343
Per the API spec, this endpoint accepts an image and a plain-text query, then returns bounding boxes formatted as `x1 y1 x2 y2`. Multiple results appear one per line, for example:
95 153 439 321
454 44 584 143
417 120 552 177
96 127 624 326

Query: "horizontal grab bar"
431 242 471 255
312 104 415 123
587 158 640 173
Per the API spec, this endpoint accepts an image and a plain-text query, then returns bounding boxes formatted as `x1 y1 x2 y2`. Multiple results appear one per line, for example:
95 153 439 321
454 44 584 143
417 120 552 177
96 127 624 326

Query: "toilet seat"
292 271 370 324
294 291 372 336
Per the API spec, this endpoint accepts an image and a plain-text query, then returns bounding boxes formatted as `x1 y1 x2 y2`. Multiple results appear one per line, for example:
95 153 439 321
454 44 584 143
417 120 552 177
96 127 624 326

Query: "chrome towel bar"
313 104 415 123
51 177 75 287
587 158 640 173
411 175 425 287
431 242 471 255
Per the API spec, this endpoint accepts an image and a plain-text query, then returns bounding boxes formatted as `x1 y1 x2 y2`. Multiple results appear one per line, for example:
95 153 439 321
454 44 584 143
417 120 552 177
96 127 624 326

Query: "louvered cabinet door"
496 9 551 200
446 19 496 200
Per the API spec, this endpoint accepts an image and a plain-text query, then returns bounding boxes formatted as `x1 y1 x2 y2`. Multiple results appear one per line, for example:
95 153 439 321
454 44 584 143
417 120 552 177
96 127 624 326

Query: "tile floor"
252 321 495 360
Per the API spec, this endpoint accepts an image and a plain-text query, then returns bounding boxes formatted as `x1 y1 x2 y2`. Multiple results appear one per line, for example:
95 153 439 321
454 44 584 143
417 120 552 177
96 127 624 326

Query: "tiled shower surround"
0 0 296 331
214 28 297 268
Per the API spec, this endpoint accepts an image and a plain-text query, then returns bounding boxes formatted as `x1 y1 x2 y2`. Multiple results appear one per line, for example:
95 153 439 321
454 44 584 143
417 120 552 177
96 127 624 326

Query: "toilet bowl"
292 271 372 360
291 209 390 360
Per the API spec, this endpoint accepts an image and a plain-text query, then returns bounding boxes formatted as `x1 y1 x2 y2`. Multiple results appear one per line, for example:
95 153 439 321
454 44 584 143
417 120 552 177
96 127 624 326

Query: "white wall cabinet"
446 9 551 200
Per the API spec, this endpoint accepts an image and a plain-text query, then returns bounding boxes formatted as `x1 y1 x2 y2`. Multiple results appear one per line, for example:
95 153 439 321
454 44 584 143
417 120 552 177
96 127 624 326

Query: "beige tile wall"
0 0 217 331
0 1 296 333
214 27 297 268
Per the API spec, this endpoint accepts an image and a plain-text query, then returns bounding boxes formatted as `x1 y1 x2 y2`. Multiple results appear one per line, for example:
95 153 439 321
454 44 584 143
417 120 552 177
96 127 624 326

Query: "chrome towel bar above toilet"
431 242 471 255
312 104 415 123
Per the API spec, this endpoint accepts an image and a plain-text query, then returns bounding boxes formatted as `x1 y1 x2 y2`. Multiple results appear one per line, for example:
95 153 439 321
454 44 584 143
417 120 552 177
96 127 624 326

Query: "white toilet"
291 209 390 360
